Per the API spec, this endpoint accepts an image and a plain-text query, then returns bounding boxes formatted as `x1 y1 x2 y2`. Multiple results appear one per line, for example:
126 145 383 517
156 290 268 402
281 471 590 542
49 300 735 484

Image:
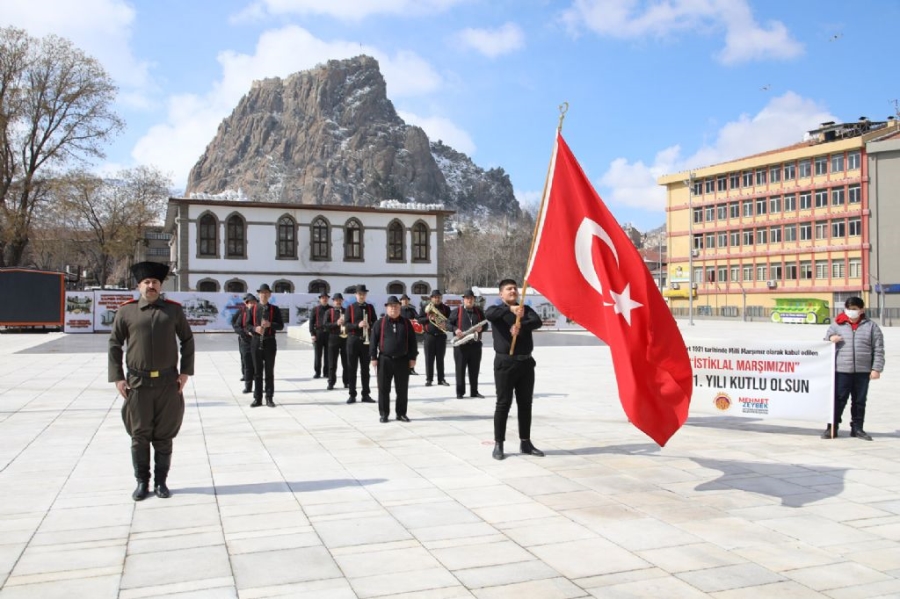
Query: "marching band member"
345 284 377 404
309 292 331 379
325 293 349 391
417 289 451 386
400 294 421 375
449 289 487 399
370 296 418 422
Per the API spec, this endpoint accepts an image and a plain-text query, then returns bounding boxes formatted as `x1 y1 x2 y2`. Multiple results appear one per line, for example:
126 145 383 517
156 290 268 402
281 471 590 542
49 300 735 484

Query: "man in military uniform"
325 293 349 391
485 278 544 461
232 293 257 394
399 293 420 376
417 289 451 386
449 289 488 399
109 261 194 501
370 296 418 422
344 284 377 404
309 292 331 379
250 283 284 407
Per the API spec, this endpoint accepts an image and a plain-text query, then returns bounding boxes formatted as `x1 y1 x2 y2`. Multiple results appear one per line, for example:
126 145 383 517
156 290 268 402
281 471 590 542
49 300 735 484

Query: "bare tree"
0 26 123 267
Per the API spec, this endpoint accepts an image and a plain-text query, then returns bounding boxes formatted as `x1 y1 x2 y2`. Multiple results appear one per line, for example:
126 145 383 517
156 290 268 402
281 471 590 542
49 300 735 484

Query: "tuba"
425 303 449 333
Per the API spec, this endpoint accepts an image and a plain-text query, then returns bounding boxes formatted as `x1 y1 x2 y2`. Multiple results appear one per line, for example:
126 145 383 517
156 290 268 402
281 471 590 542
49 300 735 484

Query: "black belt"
427 332 446 337
128 367 178 378
498 353 531 361
380 354 407 360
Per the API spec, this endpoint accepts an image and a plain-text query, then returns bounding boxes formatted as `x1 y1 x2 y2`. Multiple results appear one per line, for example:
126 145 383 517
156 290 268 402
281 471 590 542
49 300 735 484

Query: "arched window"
387 220 405 262
308 279 329 295
412 221 429 262
310 217 330 261
198 213 218 257
226 214 246 258
277 216 297 259
197 279 219 292
387 281 405 294
225 279 246 293
273 279 294 293
411 281 430 295
344 218 363 261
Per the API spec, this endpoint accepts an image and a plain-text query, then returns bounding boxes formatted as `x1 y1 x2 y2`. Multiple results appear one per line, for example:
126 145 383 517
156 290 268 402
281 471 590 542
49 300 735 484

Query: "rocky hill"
186 56 520 220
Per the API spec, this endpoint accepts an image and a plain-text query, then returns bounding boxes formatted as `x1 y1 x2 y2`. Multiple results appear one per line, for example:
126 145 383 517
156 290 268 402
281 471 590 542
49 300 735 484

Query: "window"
717 176 727 192
831 219 846 238
743 265 753 281
147 247 169 257
770 166 782 183
273 280 294 293
848 217 861 236
411 281 430 295
412 222 429 262
387 281 405 294
849 185 861 204
308 279 329 295
705 179 715 194
344 219 363 260
815 190 828 208
755 198 767 215
693 268 702 284
814 156 828 176
693 234 703 250
784 224 797 242
799 159 811 178
742 229 754 246
311 217 330 260
785 262 798 280
387 220 405 262
783 194 796 212
742 200 754 217
831 188 845 206
225 279 246 293
815 260 828 279
717 232 727 248
815 221 828 239
800 222 812 241
226 214 246 258
729 231 740 247
831 154 844 173
799 192 812 210
146 231 172 240
769 196 781 213
729 173 740 189
277 216 296 259
197 279 218 292
755 169 767 186
693 181 703 196
693 208 703 224
706 267 716 282
756 264 767 281
729 202 739 219
800 261 812 279
705 233 715 249
705 206 714 222
784 163 796 180
717 204 727 220
848 150 860 170
769 226 782 243
770 263 783 280
730 266 739 282
742 171 753 187
832 259 845 278
849 258 861 278
756 228 767 244
198 213 217 257
717 266 727 282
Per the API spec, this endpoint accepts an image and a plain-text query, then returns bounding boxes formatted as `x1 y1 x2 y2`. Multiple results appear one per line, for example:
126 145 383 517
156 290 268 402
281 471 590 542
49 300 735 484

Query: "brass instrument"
337 308 347 338
362 309 370 346
451 320 487 347
424 303 449 333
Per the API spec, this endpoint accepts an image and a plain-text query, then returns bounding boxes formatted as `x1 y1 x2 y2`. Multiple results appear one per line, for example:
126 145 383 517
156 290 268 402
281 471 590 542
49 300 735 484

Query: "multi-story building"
659 117 900 320
163 197 453 295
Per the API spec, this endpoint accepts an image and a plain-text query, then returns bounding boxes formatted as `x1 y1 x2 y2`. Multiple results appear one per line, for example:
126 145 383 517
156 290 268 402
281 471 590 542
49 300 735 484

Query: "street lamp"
684 173 695 325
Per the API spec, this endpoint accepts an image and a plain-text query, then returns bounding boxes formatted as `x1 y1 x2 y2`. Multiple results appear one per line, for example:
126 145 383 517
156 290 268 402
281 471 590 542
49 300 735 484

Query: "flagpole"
511 102 568 355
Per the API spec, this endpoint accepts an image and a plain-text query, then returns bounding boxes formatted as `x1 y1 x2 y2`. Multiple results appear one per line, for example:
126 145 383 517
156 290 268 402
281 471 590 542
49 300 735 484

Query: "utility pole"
684 174 695 325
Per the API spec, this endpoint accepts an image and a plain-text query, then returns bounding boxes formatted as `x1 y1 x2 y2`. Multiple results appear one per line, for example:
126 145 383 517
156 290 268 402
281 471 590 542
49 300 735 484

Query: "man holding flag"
524 128 692 447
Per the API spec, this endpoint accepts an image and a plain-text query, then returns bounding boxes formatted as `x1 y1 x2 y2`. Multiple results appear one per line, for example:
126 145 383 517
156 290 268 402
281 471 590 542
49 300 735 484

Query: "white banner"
93 291 138 332
688 339 834 422
64 292 96 333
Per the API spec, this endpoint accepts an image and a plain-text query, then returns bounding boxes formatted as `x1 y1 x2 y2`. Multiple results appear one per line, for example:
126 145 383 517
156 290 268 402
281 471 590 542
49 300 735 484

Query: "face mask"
844 309 860 319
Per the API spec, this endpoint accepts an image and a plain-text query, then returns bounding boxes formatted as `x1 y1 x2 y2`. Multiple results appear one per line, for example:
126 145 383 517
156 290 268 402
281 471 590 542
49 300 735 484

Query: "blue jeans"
833 372 870 429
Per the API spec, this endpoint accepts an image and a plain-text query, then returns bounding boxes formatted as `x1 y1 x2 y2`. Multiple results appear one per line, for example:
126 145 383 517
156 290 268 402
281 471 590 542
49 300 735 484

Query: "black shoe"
327 384 334 390
313 374 321 379
821 425 838 439
346 397 356 404
471 392 485 398
851 427 873 441
132 481 150 501
520 440 545 457
438 380 450 386
242 388 252 394
380 416 389 423
457 394 464 399
397 415 410 422
240 377 246 382
154 483 171 499
492 442 505 461
410 369 419 376
425 381 433 387
361 396 375 403
343 383 349 388
250 399 262 408
266 399 276 408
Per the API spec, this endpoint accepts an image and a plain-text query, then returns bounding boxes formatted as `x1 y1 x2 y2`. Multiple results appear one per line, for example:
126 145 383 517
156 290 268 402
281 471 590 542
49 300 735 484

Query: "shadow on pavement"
177 478 387 495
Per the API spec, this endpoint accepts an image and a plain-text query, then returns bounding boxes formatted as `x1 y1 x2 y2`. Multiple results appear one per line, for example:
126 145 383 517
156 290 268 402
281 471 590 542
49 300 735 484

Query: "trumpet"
424 303 449 333
337 308 347 338
362 310 370 346
451 320 487 347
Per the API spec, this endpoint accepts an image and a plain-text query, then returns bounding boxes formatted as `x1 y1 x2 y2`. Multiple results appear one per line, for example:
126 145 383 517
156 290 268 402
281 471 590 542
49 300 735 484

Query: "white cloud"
398 110 476 156
561 0 803 64
456 23 525 58
132 26 444 189
0 0 156 108
515 189 542 214
599 92 837 211
233 0 468 22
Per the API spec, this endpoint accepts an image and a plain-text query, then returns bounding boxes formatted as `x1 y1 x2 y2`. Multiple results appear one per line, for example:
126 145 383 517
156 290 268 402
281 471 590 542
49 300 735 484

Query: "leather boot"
520 440 545 457
492 442 505 460
131 446 151 501
154 452 172 498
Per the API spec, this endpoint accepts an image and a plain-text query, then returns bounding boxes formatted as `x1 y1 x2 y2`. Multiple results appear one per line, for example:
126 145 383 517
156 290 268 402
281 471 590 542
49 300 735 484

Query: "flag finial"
558 102 569 132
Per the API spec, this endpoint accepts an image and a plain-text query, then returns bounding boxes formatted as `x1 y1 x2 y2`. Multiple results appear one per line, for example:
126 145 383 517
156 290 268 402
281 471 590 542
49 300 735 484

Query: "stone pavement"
0 320 899 598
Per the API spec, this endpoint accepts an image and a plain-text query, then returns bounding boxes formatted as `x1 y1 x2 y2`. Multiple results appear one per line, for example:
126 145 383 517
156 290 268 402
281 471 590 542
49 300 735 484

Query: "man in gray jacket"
822 296 884 440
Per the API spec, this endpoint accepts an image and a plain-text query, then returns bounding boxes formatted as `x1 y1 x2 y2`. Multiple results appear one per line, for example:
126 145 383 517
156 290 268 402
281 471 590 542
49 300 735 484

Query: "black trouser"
313 330 328 377
493 354 536 442
378 355 410 417
454 343 482 396
346 335 371 398
327 337 348 387
122 374 184 482
251 336 277 399
238 335 253 387
834 372 871 429
424 334 447 382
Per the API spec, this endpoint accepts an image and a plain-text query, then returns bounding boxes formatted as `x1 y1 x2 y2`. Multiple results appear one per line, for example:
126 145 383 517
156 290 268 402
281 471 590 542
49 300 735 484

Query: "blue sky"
3 0 898 230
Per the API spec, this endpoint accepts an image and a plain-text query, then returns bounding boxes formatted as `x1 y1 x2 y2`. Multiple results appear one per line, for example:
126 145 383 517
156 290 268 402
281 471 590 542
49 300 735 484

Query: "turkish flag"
526 133 692 446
